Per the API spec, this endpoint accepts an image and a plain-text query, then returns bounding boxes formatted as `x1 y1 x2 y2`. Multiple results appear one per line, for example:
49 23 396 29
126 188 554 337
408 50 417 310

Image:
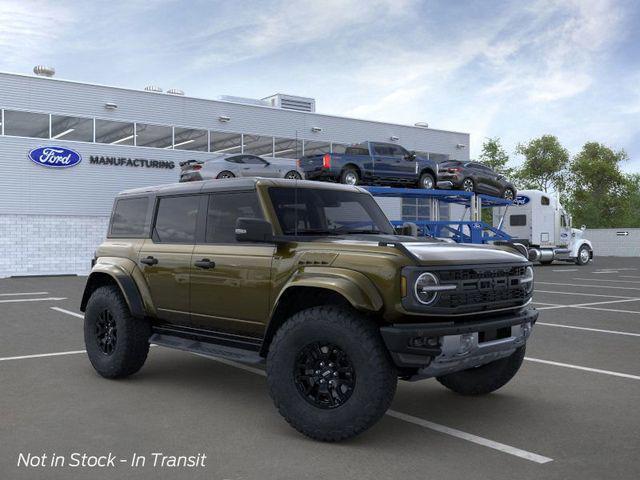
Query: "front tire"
576 245 591 265
503 187 515 200
84 286 150 379
436 346 525 395
266 306 397 442
418 172 435 189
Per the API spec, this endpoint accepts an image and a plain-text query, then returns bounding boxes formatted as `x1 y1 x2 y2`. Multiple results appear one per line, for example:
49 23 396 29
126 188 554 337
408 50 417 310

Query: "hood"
401 241 526 265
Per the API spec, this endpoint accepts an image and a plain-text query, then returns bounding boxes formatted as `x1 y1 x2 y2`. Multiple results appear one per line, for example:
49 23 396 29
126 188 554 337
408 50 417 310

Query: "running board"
150 333 264 364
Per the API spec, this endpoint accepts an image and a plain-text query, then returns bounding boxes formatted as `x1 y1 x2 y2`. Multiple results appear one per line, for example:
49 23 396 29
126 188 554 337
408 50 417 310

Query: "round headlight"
522 266 534 294
414 272 440 305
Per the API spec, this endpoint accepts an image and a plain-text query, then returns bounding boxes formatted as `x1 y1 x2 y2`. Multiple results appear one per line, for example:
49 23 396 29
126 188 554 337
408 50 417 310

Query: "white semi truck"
494 189 593 265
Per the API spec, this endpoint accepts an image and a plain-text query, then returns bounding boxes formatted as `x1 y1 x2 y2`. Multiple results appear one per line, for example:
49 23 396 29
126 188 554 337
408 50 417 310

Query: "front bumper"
380 307 538 380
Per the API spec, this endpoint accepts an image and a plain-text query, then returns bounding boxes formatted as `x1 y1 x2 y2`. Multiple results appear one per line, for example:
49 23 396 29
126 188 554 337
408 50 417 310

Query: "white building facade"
0 71 470 277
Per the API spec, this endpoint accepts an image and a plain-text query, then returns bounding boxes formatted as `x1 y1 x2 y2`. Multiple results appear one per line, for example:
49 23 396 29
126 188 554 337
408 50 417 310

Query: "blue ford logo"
514 195 530 206
28 146 82 168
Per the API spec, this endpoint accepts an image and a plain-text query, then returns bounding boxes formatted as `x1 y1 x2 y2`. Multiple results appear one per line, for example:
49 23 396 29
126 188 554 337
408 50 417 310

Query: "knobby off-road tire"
266 306 397 442
84 286 150 379
436 346 526 395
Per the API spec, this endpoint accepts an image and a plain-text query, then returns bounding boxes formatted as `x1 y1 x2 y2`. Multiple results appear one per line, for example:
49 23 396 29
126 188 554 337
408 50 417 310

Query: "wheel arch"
571 238 593 258
80 264 146 319
419 166 436 179
342 163 362 177
260 270 384 356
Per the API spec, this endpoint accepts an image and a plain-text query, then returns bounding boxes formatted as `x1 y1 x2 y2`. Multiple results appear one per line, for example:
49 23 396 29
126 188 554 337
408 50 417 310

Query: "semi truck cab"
495 189 593 265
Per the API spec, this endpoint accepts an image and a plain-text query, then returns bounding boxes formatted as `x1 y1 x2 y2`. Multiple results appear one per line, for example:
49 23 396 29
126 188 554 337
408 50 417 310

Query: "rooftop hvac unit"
167 88 185 96
144 85 163 93
219 95 270 107
262 94 316 113
33 65 55 77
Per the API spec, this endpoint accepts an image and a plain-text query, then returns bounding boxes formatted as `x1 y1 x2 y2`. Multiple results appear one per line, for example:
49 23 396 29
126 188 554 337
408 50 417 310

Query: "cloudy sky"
1 0 638 171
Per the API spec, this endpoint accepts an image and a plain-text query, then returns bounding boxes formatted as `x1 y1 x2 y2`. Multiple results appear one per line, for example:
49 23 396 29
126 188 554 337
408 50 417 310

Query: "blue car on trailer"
298 141 439 189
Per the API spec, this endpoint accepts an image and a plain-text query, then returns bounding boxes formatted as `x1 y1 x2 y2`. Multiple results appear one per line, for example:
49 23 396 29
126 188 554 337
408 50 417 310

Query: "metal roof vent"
167 88 185 96
33 65 55 77
262 94 316 112
144 85 163 93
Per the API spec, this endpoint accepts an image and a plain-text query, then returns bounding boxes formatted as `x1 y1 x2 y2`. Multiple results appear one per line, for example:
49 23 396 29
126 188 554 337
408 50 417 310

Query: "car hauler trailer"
493 190 593 265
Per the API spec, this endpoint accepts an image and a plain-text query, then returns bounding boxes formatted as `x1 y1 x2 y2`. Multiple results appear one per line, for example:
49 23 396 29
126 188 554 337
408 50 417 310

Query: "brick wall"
0 215 109 277
583 228 640 257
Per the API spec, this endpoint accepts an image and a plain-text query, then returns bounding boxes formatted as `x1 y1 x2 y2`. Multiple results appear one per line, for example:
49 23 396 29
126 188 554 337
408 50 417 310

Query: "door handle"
140 256 158 266
194 258 216 269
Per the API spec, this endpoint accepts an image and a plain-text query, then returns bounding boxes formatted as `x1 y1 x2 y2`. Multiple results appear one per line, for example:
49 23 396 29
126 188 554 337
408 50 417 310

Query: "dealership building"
0 69 470 277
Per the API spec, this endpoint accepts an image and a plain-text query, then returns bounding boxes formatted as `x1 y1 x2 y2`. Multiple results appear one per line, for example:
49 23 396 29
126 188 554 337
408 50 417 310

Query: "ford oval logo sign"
514 195 530 206
28 146 82 168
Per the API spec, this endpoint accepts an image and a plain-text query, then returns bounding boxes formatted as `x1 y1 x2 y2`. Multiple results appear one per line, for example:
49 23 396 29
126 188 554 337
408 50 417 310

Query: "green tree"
478 137 514 177
566 142 636 228
514 135 569 192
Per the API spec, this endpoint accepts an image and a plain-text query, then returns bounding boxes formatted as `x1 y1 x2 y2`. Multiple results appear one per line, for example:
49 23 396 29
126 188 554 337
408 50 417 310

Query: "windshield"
268 187 394 236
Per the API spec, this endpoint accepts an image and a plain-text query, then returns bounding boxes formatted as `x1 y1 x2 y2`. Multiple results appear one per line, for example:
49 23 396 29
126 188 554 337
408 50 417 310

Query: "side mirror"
404 151 416 161
235 218 273 242
581 225 586 231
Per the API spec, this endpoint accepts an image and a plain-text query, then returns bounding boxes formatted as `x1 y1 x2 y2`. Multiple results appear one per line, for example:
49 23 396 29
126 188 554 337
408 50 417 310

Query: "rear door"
189 191 274 336
239 155 279 177
138 194 201 324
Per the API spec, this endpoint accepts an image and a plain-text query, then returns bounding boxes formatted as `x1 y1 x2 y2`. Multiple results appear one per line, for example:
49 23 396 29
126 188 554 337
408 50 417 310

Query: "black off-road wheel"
436 346 525 395
503 187 516 200
84 286 150 379
266 305 397 442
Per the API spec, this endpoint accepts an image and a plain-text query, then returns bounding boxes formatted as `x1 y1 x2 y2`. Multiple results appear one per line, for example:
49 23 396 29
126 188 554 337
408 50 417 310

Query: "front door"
138 194 201 324
190 191 274 336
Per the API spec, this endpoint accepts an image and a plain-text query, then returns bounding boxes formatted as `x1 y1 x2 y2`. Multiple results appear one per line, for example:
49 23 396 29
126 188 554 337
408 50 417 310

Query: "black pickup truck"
298 141 439 189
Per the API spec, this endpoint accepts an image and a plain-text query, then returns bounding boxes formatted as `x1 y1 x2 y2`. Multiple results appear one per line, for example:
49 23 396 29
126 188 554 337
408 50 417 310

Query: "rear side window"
541 196 550 206
109 197 149 237
345 147 369 156
205 192 264 243
154 195 200 243
510 215 527 226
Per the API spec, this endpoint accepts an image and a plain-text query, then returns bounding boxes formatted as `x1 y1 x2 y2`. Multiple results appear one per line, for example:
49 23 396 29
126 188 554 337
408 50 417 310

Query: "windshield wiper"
332 228 385 235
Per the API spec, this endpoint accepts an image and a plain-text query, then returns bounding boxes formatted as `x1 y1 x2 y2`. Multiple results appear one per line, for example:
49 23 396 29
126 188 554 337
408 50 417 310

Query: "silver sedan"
179 154 304 182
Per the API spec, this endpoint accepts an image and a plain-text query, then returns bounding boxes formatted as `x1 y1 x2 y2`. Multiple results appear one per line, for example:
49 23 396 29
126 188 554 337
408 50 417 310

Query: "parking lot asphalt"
1 258 640 480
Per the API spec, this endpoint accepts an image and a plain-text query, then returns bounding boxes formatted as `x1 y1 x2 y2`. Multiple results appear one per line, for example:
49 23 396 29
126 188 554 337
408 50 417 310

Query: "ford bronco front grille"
402 263 532 315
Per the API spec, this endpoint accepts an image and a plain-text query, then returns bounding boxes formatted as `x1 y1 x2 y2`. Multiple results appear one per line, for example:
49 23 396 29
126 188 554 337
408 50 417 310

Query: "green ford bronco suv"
81 178 537 441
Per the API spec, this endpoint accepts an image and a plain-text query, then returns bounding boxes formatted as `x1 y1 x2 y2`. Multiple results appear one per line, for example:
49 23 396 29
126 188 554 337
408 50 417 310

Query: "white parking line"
0 292 49 296
537 322 640 337
0 350 86 362
385 410 553 464
51 307 84 318
537 282 640 291
534 298 640 311
525 357 640 381
0 297 67 304
574 305 640 315
551 269 578 272
573 277 640 284
199 355 553 464
621 275 640 279
535 290 636 299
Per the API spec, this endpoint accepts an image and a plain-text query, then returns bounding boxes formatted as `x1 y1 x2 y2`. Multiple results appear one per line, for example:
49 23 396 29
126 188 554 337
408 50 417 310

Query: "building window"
273 137 302 158
51 115 93 142
135 123 172 149
210 131 242 154
173 127 208 151
243 135 274 156
3 110 49 138
95 119 135 145
303 140 331 156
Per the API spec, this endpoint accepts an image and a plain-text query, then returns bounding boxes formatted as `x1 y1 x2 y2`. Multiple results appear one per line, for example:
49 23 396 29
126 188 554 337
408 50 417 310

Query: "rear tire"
217 171 235 179
284 170 302 180
266 305 397 442
503 187 515 200
84 286 150 379
436 346 525 395
462 178 475 192
340 167 359 186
